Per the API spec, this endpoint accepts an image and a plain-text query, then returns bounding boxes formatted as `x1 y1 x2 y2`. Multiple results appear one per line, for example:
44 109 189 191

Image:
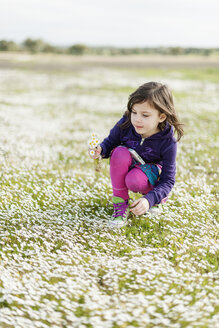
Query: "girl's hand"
88 145 102 159
130 198 150 216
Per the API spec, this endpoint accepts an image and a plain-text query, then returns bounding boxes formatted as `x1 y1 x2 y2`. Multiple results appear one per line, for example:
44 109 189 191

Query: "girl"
89 82 184 227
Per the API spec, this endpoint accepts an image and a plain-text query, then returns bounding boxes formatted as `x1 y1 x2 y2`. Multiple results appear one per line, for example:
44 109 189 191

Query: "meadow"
0 53 218 328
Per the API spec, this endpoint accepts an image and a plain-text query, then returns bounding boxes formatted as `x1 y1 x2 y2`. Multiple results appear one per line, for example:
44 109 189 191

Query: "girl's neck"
141 127 160 139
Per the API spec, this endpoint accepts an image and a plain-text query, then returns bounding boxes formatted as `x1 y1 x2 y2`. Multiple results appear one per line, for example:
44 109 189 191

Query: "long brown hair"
120 82 184 141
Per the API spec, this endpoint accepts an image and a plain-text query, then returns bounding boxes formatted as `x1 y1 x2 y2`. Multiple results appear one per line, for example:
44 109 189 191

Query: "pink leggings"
110 146 154 200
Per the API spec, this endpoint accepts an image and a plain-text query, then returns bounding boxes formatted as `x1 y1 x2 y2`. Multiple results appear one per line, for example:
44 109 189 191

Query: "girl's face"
131 101 166 138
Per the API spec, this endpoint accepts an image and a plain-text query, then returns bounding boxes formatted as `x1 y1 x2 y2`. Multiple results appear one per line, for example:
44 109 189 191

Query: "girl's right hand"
88 145 102 159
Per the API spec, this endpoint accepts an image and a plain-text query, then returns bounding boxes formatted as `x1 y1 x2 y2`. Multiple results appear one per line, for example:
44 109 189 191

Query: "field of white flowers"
0 54 218 328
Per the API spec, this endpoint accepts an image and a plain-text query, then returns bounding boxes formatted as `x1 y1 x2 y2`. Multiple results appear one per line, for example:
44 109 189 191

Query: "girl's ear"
159 113 167 122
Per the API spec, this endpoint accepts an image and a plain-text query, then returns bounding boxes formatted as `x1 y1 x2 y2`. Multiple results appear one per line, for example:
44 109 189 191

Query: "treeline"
0 38 218 56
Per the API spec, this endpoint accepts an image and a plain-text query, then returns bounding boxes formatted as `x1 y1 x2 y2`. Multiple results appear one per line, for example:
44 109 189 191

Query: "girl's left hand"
130 198 150 216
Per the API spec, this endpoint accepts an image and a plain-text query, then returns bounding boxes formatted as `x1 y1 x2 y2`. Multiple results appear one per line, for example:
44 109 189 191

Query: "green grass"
0 54 218 328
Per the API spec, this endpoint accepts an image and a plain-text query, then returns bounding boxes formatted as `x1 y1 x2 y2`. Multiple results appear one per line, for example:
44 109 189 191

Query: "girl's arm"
100 116 126 158
143 142 177 208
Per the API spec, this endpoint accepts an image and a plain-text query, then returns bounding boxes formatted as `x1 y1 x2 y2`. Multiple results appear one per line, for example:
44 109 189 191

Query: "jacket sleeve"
143 142 177 208
99 116 125 158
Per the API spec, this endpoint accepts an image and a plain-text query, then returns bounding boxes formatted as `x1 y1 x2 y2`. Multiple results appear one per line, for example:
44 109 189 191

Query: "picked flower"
88 133 102 172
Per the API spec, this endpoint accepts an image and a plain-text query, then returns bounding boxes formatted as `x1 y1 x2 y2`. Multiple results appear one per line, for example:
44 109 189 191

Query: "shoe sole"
108 220 128 227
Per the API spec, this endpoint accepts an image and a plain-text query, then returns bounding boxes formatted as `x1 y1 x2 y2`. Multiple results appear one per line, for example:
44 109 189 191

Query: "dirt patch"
0 53 219 72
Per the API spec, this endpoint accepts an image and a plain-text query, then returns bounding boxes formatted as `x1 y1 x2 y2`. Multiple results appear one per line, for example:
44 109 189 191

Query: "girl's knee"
125 173 142 192
125 168 152 194
110 146 132 166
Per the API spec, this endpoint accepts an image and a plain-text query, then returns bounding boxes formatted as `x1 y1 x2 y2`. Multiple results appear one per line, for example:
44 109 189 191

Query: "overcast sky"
0 0 219 48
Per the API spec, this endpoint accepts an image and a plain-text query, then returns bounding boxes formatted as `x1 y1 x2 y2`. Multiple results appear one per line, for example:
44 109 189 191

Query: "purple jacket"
100 116 177 208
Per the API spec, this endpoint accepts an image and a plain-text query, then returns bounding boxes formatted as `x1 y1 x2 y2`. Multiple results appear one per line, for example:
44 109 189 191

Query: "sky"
0 0 219 48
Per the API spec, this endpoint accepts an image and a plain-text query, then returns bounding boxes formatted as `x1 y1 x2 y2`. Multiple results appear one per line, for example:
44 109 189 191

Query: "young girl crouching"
90 82 184 227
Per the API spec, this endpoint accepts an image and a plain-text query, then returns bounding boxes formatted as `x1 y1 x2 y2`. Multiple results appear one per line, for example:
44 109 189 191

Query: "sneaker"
108 196 129 227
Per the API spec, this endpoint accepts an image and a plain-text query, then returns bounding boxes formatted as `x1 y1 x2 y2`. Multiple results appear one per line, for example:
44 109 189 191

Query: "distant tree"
23 38 53 53
42 43 56 53
68 44 88 55
0 40 19 51
23 38 42 53
202 49 211 56
0 39 218 57
168 47 184 55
